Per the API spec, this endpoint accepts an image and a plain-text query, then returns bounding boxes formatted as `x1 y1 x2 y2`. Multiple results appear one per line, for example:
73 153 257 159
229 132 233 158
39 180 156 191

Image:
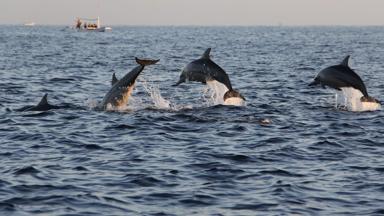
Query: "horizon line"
2 24 384 28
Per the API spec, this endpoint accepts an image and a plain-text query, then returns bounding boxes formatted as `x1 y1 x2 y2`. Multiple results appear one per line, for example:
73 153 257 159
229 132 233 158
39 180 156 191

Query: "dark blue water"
1 26 384 215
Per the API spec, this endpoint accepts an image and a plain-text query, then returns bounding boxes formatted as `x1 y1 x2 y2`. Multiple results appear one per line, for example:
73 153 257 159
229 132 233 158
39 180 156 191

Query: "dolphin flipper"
21 93 60 111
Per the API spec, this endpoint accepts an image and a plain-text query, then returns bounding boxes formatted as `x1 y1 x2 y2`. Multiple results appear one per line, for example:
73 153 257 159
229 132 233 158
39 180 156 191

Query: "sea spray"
138 77 193 111
205 80 227 105
335 87 381 112
139 78 171 109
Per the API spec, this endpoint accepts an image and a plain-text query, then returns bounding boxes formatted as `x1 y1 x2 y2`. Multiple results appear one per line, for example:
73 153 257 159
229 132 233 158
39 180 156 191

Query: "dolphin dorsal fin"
112 73 119 86
201 48 211 59
37 93 49 106
340 55 350 67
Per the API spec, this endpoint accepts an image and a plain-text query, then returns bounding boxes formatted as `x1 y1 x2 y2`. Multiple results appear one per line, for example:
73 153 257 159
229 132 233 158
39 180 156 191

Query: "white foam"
205 80 227 105
335 87 381 112
85 98 99 109
139 77 190 111
140 78 171 109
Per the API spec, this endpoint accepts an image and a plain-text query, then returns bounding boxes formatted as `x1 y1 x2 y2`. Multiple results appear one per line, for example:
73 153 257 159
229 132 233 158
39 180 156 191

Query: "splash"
335 87 381 112
205 80 245 106
138 77 191 111
205 80 227 105
85 98 100 110
140 79 171 109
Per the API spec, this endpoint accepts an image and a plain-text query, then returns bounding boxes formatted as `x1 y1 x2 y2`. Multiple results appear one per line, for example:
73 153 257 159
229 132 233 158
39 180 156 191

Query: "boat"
24 22 36 26
75 17 111 32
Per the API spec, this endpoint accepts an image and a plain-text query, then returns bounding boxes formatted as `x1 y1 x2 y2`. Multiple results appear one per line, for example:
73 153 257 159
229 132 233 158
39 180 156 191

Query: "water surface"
1 26 384 215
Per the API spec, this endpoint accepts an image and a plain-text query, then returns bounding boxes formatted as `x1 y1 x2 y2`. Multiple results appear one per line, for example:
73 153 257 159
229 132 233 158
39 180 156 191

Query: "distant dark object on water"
17 94 60 112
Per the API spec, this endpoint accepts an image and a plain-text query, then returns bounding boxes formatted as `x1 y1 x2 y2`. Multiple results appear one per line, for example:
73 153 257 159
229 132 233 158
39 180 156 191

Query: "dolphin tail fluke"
360 96 381 104
223 89 246 101
135 57 160 66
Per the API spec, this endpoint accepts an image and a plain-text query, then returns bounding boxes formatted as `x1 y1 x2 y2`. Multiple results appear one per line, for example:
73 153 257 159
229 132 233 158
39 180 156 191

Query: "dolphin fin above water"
201 48 211 59
340 55 350 67
18 93 60 112
111 73 119 86
37 94 49 107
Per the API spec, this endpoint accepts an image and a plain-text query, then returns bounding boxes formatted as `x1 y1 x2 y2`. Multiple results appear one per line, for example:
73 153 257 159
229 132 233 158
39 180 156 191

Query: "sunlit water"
1 26 384 216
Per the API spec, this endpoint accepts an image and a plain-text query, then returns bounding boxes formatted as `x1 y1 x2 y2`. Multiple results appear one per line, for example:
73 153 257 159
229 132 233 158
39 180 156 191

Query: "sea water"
1 26 384 216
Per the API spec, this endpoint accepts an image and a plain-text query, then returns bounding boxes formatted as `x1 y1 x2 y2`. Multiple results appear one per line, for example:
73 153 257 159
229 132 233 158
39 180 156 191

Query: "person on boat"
76 19 82 29
84 23 87 29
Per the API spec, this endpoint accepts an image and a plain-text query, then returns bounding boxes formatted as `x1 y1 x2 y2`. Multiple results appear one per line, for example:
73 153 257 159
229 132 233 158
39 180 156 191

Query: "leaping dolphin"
173 48 245 102
100 57 159 110
18 94 60 111
309 55 380 104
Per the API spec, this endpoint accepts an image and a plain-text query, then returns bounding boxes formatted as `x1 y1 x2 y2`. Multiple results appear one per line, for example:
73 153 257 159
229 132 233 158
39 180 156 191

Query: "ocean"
1 26 384 215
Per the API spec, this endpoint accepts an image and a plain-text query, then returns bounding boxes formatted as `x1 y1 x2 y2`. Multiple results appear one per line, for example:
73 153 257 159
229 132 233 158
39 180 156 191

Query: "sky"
1 0 384 26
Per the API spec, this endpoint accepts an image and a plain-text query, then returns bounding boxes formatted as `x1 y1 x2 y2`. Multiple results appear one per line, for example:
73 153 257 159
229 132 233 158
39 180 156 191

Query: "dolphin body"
309 56 380 103
100 57 159 110
18 94 60 111
173 48 245 101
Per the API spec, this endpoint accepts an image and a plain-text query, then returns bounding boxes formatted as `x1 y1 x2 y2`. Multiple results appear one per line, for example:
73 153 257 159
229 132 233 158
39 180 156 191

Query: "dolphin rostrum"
100 57 159 110
174 48 245 101
309 55 380 103
18 94 60 111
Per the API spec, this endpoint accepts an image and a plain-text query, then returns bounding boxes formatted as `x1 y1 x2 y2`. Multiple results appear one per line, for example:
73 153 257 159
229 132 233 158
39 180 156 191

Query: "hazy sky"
1 0 384 26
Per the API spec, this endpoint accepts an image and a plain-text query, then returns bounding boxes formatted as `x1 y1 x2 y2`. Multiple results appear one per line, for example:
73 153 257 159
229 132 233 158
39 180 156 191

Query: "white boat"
24 22 36 26
75 17 111 32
